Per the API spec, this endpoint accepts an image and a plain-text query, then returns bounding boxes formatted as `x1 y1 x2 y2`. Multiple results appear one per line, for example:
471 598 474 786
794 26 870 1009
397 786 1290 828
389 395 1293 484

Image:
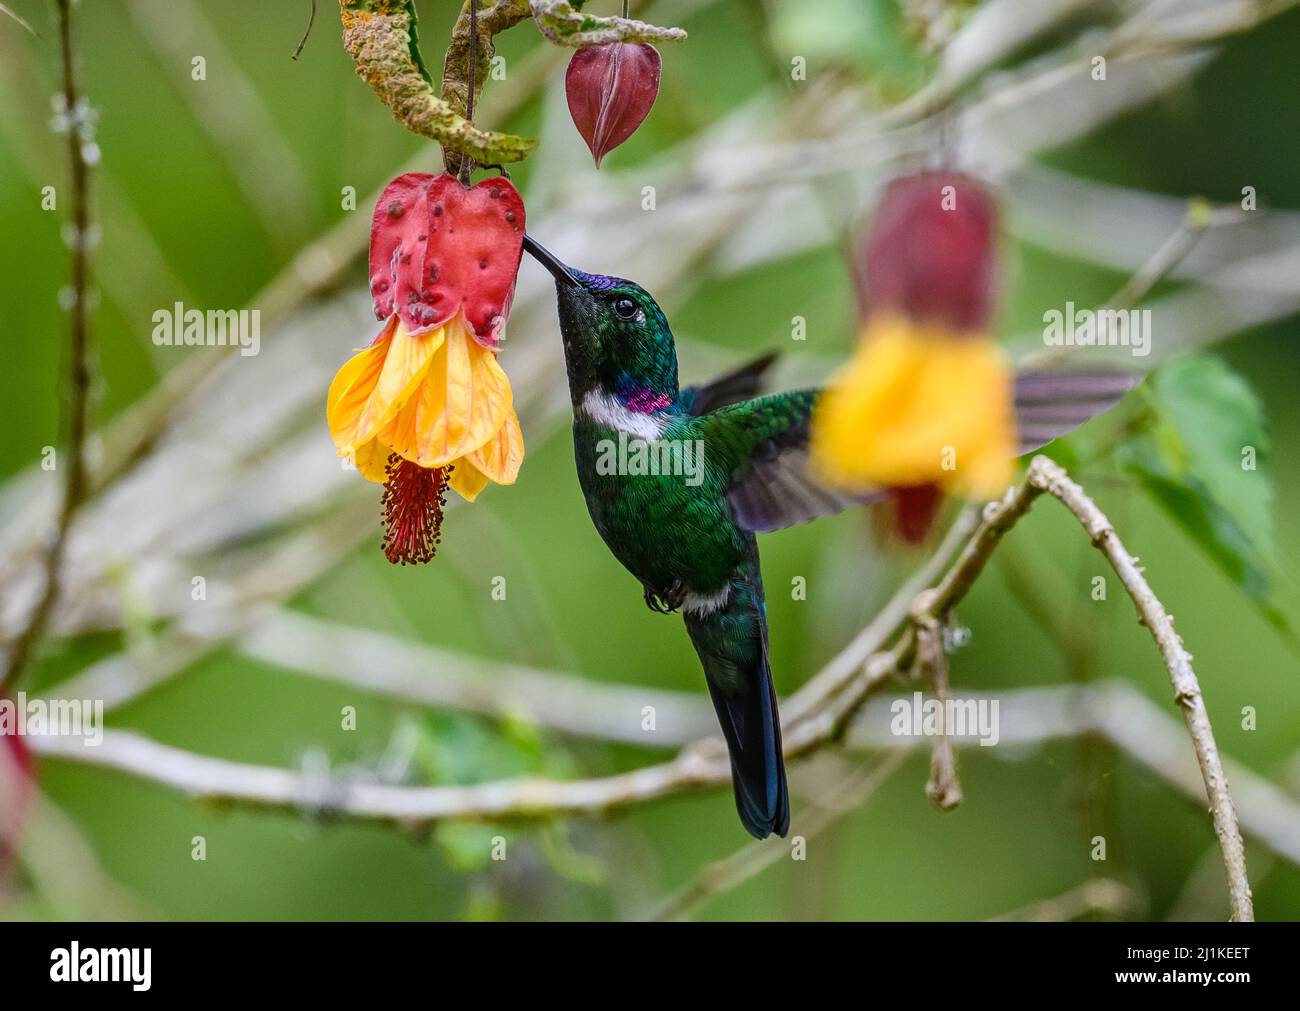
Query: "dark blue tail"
684 567 789 839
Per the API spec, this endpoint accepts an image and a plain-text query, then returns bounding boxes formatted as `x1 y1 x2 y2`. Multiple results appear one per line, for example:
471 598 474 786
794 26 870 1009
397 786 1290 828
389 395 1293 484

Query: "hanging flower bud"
328 173 526 564
812 171 1015 542
565 43 661 168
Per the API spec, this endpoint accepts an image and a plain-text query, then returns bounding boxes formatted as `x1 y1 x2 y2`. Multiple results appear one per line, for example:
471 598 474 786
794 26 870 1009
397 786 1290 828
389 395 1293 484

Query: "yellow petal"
327 318 395 453
413 316 513 467
448 458 490 502
465 410 524 486
352 437 392 484
810 315 1015 497
352 318 445 447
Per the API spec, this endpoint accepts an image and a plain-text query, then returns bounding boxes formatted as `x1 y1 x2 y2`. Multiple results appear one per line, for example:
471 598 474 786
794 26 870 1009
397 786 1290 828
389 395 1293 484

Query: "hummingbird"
521 236 1139 839
521 236 870 839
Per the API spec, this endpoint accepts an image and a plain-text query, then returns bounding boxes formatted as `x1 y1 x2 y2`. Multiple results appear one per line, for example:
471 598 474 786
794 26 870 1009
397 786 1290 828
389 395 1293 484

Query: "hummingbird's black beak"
522 234 579 288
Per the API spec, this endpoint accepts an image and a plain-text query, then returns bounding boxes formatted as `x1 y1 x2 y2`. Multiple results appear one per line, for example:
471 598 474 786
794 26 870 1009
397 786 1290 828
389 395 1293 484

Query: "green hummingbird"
521 236 869 839
522 235 1138 839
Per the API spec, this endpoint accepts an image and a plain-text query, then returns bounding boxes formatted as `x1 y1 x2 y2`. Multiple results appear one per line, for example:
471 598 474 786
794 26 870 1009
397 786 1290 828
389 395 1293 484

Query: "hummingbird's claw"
643 580 687 614
643 584 668 613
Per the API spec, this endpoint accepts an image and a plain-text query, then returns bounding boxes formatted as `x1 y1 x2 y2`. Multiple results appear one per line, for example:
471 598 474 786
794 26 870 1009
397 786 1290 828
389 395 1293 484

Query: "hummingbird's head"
523 235 678 406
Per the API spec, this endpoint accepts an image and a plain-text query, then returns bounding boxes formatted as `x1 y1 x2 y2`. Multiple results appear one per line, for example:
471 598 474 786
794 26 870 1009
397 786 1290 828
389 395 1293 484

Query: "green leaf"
1119 354 1287 632
435 823 502 874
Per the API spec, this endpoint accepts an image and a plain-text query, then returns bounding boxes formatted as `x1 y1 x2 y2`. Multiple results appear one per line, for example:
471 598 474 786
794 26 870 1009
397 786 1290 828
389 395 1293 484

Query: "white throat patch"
581 390 666 441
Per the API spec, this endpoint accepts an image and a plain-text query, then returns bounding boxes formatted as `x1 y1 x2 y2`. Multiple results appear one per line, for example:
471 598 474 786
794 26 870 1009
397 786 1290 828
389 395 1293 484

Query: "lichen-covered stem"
531 0 687 46
339 0 536 166
440 1 534 176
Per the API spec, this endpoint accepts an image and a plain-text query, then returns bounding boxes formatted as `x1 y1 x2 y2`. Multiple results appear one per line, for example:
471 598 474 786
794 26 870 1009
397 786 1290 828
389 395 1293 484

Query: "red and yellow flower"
811 171 1015 541
327 173 526 563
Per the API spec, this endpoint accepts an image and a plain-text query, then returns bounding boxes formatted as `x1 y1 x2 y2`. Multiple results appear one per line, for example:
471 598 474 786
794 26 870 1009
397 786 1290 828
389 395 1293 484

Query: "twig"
0 0 94 697
438 0 538 177
914 612 961 810
0 1 35 35
341 0 535 169
988 878 1138 922
25 459 1256 923
1020 197 1230 369
1024 456 1254 921
31 680 1300 881
647 751 910 921
530 0 686 46
842 681 1300 870
291 0 317 60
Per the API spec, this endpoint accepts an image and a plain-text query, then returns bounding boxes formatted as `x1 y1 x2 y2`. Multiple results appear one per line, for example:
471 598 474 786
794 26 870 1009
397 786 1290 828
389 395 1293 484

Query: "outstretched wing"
703 389 880 533
1014 368 1143 455
706 367 1144 534
679 351 780 416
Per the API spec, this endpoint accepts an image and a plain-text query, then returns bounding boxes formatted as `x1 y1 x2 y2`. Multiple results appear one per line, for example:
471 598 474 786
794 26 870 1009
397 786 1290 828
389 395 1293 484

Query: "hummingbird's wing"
1013 368 1142 455
702 390 883 533
706 367 1143 534
679 351 779 416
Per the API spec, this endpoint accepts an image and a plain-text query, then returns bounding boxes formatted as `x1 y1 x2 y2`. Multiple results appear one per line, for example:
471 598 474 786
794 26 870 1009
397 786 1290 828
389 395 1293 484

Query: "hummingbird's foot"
643 584 668 613
643 580 687 614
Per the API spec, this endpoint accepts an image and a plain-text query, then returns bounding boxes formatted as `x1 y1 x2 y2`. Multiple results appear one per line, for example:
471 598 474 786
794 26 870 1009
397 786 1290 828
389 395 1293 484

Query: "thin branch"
915 616 961 811
25 459 1256 923
291 0 317 60
0 1 35 35
1024 456 1254 921
647 751 911 921
1020 197 1233 370
987 878 1138 922
530 0 686 46
0 0 94 697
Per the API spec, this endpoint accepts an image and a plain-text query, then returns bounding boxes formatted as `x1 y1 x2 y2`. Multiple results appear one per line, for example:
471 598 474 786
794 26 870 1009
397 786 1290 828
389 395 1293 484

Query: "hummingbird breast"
572 413 746 599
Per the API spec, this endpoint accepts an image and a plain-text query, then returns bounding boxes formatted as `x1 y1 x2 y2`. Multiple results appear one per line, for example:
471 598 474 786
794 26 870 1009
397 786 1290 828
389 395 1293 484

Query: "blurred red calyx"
858 171 998 333
565 43 661 168
369 173 526 350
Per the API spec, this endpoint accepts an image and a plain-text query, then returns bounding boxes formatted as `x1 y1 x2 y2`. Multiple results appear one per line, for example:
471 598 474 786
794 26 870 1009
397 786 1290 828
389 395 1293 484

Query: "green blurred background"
0 0 1296 920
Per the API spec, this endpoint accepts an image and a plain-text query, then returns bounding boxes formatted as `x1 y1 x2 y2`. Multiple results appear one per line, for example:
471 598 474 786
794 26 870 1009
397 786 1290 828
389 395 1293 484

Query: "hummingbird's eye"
614 296 638 320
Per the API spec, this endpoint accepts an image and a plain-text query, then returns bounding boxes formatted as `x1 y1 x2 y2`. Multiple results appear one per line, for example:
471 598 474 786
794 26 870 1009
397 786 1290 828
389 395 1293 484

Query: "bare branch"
25 459 1257 924
1 0 95 696
1024 456 1254 921
647 751 911 921
915 616 961 811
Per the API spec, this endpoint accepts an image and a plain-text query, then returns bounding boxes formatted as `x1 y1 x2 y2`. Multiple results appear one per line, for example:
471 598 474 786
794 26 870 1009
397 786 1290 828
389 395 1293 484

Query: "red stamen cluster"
380 455 450 565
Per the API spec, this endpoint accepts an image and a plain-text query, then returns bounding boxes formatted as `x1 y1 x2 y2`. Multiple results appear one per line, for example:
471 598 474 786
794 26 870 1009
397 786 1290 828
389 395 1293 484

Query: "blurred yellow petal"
811 315 1015 497
327 318 395 453
448 459 490 501
466 410 524 486
414 316 512 467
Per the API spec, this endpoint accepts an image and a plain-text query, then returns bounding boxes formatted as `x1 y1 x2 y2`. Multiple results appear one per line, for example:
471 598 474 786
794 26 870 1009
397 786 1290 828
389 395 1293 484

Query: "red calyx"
858 171 998 333
565 43 661 168
369 173 526 349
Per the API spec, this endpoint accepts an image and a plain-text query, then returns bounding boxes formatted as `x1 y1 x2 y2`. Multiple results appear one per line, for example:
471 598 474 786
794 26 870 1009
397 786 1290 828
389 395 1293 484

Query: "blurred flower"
811 171 1015 542
327 173 526 563
565 43 661 168
0 727 34 875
